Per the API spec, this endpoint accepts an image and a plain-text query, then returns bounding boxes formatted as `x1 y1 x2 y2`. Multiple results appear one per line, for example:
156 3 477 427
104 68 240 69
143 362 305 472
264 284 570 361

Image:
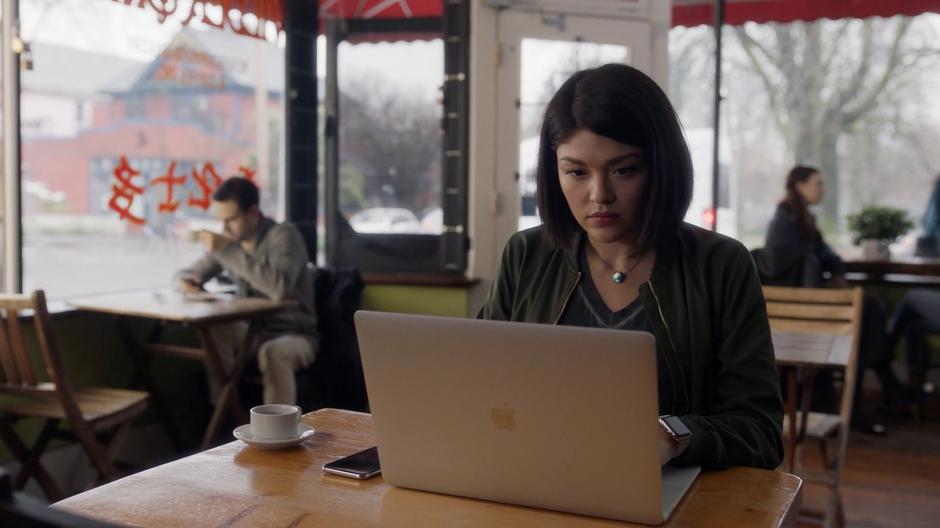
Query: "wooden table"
771 330 852 473
69 290 294 450
54 409 803 527
844 257 940 287
844 257 940 277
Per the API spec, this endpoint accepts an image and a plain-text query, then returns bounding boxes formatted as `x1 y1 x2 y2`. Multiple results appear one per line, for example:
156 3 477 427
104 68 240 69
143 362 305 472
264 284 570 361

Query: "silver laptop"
354 311 700 525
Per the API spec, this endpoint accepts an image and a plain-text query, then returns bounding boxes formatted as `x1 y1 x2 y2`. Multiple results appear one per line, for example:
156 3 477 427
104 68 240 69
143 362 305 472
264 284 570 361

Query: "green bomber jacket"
479 223 784 470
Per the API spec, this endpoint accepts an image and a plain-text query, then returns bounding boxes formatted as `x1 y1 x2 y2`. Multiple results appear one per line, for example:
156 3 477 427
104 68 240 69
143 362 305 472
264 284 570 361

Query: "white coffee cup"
250 404 301 440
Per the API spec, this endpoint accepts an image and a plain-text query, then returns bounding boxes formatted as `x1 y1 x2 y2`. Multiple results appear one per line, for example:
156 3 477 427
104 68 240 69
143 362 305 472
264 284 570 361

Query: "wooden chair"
763 285 864 528
0 291 149 501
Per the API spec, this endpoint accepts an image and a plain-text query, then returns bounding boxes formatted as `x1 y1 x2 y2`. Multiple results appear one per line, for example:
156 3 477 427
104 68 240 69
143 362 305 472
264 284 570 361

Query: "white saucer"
233 423 315 450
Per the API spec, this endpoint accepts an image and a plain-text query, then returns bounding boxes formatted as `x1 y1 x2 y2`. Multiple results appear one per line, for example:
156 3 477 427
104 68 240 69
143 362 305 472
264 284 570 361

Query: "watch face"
661 415 691 438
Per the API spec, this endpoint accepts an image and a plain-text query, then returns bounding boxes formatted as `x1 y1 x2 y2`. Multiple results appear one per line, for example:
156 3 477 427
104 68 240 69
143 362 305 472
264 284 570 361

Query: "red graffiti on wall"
188 162 223 210
107 157 257 224
151 161 187 212
238 165 256 182
107 156 146 225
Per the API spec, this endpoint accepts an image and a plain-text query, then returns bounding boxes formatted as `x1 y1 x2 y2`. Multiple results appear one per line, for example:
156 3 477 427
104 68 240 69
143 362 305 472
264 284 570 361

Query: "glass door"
491 9 657 258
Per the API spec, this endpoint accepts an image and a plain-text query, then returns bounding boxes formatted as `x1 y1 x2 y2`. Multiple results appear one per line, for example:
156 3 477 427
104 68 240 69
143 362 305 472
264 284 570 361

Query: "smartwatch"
658 415 691 450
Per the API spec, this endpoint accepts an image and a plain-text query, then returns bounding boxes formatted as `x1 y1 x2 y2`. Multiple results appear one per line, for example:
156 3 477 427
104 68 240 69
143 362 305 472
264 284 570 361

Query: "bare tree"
668 26 714 129
520 43 630 139
339 79 442 215
732 17 922 221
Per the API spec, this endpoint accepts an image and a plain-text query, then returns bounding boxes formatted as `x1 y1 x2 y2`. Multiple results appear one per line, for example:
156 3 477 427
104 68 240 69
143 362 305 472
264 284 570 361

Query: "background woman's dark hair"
212 177 260 213
780 165 820 239
535 63 693 252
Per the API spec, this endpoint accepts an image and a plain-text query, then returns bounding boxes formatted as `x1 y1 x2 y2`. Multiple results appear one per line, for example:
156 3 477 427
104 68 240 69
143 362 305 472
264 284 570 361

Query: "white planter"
861 239 890 261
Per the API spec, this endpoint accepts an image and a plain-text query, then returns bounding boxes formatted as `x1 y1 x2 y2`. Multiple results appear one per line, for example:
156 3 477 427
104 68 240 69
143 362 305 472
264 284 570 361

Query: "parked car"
349 207 421 234
420 207 443 233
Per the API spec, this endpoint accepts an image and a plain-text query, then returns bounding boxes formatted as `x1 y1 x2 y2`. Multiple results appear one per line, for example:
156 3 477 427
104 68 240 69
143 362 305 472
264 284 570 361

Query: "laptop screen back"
355 311 665 524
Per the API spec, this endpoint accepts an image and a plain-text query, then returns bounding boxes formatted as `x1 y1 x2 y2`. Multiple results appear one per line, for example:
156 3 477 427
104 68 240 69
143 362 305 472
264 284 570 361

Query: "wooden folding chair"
764 285 864 528
0 291 149 501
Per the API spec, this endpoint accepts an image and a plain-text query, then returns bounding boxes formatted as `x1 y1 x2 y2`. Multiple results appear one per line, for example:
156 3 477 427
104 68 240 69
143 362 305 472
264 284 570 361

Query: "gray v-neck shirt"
558 246 672 412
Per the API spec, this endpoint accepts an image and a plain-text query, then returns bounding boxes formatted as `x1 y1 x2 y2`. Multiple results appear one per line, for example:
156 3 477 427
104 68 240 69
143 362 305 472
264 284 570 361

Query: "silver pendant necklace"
591 247 644 284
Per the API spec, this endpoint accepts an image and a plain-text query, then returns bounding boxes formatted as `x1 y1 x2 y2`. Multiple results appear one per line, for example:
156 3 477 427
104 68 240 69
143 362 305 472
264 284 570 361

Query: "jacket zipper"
647 279 690 413
553 272 582 325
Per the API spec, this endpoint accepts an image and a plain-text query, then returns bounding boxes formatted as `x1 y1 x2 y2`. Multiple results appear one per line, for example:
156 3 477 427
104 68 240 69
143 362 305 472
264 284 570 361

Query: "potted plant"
847 206 913 261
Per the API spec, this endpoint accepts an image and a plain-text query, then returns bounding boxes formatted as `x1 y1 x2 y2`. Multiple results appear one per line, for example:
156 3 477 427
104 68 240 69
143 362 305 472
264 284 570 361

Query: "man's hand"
178 277 203 294
198 230 231 253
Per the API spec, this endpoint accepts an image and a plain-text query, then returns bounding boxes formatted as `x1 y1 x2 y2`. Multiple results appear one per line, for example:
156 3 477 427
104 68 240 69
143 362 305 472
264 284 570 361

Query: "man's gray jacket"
179 216 318 343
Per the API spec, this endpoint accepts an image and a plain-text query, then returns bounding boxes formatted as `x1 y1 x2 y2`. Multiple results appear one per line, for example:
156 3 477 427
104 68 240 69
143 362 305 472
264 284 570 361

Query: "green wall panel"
361 285 471 318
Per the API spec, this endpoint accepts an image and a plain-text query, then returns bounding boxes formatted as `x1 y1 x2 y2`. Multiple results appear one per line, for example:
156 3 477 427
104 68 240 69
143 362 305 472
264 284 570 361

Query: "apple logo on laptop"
490 406 517 431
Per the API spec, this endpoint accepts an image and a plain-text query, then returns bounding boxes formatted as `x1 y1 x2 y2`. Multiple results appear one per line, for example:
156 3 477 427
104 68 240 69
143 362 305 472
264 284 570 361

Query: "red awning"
672 0 940 27
118 1 940 40
318 0 940 26
319 0 443 20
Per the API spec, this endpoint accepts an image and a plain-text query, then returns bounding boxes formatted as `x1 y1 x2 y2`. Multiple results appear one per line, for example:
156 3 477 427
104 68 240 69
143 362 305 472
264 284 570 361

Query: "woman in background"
761 167 845 287
762 166 923 435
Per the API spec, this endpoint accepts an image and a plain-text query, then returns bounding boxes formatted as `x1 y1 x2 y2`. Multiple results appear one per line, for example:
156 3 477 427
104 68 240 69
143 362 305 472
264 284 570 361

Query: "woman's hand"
658 419 689 465
659 423 680 465
659 429 675 465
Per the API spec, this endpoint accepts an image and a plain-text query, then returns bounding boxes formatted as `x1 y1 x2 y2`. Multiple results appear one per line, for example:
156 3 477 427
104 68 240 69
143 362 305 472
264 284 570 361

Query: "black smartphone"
322 446 381 479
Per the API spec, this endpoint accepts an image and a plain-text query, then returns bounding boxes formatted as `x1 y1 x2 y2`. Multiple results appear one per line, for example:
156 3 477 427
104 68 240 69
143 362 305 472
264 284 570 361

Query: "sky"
19 0 444 101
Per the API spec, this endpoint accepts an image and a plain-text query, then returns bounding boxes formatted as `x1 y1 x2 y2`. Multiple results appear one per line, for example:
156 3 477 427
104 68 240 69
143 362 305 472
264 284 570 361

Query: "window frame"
322 2 470 275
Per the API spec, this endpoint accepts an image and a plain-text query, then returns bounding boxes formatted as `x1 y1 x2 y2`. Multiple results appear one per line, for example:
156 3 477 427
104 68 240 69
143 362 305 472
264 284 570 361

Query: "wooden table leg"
785 366 798 474
196 324 254 449
115 318 187 452
796 369 818 476
226 325 257 424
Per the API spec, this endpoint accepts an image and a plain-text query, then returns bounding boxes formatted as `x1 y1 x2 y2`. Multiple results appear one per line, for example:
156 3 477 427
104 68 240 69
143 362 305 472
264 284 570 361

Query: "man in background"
177 177 318 406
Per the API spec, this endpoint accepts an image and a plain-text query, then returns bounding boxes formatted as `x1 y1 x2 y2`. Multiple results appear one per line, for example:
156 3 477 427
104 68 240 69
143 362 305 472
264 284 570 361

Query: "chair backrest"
308 267 367 410
312 267 364 366
0 291 84 420
752 247 824 288
763 285 864 422
763 286 862 336
0 295 39 388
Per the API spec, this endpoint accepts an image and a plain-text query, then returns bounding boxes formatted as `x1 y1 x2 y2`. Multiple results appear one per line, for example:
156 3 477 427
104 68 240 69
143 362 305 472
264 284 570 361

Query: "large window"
19 0 285 297
669 13 940 251
321 2 469 274
338 38 443 236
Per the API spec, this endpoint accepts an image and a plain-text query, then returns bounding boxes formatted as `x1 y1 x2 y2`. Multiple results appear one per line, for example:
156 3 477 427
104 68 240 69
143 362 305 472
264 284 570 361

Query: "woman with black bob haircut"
480 64 783 470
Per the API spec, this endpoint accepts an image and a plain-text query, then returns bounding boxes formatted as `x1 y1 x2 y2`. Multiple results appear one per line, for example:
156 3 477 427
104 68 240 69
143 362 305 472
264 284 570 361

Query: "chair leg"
0 419 61 501
836 492 846 528
78 423 134 491
105 420 132 461
12 419 59 490
96 420 135 484
819 437 831 468
71 422 119 482
824 484 843 528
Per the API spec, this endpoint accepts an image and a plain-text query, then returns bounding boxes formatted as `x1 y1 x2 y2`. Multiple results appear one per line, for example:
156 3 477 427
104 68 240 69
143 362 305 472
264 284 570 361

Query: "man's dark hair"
535 64 693 251
212 177 259 213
